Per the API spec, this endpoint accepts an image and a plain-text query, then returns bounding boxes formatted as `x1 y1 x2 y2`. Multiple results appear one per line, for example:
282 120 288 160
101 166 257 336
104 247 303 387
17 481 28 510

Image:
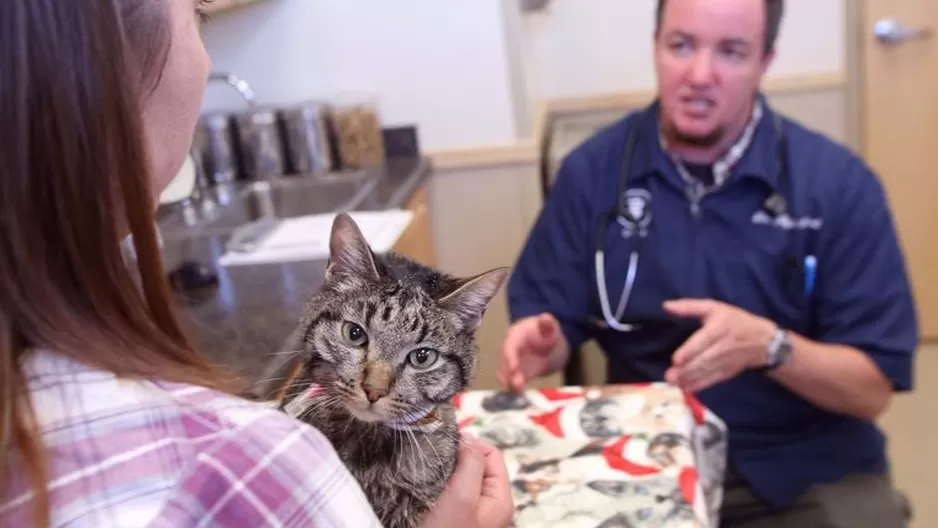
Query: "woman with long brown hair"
0 1 513 526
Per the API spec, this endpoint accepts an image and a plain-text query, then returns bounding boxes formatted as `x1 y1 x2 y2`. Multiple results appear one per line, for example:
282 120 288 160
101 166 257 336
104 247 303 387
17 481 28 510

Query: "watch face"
774 334 793 366
765 329 792 369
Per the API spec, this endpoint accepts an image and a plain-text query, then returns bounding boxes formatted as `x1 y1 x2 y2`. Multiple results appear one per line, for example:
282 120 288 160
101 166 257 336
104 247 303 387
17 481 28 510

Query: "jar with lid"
196 112 238 186
330 93 386 170
235 105 288 180
281 100 334 175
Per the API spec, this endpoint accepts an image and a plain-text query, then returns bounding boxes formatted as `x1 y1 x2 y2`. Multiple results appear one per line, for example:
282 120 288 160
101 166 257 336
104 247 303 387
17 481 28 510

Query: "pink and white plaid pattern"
1 349 382 527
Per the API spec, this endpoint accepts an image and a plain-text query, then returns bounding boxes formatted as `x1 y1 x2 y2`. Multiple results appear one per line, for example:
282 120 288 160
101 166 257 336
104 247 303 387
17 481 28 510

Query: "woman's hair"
0 1 236 525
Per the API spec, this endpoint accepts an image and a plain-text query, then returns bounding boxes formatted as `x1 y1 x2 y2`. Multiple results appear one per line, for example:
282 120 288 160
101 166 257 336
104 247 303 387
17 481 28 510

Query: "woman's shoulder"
24 348 303 446
148 381 381 527
8 350 381 527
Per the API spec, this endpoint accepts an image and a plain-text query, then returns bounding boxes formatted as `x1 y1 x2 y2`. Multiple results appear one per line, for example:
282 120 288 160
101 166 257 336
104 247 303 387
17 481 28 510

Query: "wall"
523 0 846 99
200 0 524 152
426 161 564 391
434 82 851 391
199 0 847 155
198 0 853 391
500 0 539 139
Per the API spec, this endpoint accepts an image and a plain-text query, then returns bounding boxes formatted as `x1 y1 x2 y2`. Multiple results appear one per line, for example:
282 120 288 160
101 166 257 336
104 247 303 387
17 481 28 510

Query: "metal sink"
212 173 377 230
157 171 379 241
156 195 227 240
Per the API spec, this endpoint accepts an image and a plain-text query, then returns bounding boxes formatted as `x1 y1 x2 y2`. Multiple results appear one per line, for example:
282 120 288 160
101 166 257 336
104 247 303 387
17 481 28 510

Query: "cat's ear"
438 267 510 331
325 213 381 287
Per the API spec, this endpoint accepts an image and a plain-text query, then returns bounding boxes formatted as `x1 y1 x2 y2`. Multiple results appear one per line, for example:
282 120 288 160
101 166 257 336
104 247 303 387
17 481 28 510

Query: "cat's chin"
345 404 389 424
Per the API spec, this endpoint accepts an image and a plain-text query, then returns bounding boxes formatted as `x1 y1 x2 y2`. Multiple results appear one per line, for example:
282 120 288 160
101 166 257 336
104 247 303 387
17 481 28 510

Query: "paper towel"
217 209 414 267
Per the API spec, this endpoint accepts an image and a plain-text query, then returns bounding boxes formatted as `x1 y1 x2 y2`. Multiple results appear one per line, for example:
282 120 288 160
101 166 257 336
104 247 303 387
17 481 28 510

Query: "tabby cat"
277 213 508 528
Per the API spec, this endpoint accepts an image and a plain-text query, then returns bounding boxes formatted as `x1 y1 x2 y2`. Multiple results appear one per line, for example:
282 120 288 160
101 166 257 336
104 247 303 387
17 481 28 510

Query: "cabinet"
391 186 436 266
426 163 564 391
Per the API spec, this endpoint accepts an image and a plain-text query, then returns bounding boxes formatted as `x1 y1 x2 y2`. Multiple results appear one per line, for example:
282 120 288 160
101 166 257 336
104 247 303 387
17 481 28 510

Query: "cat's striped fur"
278 213 508 528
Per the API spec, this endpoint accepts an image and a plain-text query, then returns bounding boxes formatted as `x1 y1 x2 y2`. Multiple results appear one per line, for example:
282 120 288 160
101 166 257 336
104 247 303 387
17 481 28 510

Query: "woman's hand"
473 437 513 527
421 434 514 528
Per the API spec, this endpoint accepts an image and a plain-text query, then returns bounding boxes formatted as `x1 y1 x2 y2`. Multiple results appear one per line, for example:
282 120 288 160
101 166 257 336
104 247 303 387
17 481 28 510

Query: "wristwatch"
762 327 793 371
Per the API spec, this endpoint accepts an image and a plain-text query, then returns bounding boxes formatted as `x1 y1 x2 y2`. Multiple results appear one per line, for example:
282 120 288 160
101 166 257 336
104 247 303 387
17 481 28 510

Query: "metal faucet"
208 72 257 106
157 71 257 223
181 71 259 205
154 71 263 269
208 71 286 181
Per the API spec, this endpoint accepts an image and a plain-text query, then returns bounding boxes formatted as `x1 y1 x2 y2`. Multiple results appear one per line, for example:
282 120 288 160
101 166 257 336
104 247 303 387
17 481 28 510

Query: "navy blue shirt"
507 98 919 508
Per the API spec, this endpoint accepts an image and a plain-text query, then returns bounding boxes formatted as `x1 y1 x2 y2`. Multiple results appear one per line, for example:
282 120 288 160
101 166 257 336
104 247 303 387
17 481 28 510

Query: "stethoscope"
593 107 792 332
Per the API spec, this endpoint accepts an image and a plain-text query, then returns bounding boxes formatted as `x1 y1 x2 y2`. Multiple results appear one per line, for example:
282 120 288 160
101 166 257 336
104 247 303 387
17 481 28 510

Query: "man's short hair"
654 0 785 54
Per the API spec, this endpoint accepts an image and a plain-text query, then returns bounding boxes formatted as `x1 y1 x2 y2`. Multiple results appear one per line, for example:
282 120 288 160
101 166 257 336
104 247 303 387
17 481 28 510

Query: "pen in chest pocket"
803 255 817 296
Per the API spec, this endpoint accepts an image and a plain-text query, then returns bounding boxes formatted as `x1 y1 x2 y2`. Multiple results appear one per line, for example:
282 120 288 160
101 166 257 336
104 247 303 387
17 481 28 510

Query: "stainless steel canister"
281 101 334 175
196 112 239 185
235 106 288 180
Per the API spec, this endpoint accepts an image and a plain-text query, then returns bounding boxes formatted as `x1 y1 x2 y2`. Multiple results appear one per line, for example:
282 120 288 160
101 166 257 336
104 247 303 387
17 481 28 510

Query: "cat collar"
385 406 442 434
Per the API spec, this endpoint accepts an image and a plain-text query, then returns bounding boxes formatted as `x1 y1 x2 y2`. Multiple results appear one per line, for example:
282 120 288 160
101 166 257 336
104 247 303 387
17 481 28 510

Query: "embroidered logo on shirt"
617 188 653 238
751 210 823 230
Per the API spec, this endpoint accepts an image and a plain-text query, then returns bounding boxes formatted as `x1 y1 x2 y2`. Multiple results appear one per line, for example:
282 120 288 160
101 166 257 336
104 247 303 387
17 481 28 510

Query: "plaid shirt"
1 349 382 527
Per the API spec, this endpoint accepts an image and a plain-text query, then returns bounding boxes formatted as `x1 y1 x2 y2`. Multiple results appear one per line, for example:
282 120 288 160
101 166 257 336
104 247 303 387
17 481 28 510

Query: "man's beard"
661 119 726 149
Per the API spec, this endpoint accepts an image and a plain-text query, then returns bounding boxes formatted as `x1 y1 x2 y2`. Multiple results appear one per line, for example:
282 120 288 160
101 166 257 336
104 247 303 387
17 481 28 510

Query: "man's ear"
759 48 776 76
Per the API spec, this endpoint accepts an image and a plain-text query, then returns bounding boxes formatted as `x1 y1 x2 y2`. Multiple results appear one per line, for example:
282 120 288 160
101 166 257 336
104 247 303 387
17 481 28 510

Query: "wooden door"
861 1 938 340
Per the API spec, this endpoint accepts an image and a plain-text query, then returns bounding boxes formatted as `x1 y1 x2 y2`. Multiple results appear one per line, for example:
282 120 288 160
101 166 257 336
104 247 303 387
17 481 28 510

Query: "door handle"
874 18 933 44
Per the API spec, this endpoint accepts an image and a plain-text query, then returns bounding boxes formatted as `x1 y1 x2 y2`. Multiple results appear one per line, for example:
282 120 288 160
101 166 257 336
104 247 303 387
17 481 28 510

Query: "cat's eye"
341 321 368 347
407 347 439 370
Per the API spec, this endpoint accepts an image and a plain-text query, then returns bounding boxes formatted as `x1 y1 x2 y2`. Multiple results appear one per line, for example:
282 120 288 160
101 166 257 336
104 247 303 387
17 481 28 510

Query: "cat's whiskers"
410 428 448 483
263 348 306 357
304 393 342 413
296 398 333 421
287 390 344 423
423 432 445 474
342 414 355 438
254 376 305 393
382 401 448 474
437 429 463 444
387 401 483 466
438 429 488 457
392 429 410 473
275 386 320 412
273 380 309 397
403 428 430 476
252 374 295 389
265 376 336 399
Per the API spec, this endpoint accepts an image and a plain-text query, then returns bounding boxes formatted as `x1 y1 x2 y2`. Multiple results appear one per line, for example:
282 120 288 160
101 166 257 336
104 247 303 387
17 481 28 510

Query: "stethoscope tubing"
595 248 640 331
592 104 789 332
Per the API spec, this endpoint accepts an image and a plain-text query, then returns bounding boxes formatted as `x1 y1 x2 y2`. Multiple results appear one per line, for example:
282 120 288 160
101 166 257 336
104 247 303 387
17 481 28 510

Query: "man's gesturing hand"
663 298 777 393
498 313 563 392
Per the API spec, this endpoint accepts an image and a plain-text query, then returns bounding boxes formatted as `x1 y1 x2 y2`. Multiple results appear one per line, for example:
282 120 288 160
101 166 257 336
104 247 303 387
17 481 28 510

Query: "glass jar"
235 105 288 180
330 94 386 170
281 100 334 175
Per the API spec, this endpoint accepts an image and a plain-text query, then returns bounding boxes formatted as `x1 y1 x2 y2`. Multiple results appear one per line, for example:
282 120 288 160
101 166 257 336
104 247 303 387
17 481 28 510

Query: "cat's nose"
363 384 389 403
